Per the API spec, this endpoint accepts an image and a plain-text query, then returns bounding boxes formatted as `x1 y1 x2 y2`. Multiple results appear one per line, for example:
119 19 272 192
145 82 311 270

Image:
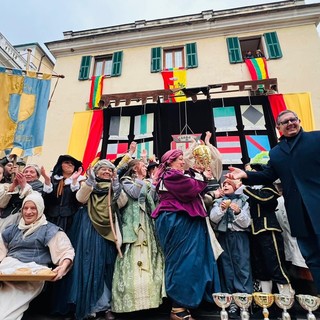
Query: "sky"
1 0 319 54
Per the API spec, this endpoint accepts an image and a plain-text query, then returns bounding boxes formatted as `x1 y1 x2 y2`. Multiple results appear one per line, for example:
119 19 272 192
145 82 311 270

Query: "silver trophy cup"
213 293 233 320
274 293 295 320
296 294 320 320
232 293 252 320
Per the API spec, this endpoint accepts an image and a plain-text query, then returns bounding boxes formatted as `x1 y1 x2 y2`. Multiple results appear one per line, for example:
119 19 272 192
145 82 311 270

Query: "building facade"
40 0 320 169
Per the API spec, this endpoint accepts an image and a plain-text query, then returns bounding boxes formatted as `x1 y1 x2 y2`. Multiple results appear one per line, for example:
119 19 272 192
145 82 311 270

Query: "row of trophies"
212 292 320 320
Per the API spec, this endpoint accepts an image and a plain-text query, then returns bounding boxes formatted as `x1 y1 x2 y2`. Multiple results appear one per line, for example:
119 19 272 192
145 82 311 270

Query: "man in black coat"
227 109 320 295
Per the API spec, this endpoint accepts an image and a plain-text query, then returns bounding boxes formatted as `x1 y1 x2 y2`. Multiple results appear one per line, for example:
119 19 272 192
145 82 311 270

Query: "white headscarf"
18 191 48 238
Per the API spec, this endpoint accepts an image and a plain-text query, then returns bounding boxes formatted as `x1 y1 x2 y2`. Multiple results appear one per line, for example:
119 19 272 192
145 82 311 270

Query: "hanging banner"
0 69 51 157
170 134 201 151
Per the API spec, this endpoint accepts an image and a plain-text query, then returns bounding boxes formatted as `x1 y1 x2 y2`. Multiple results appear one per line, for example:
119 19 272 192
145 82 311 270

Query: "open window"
226 31 282 64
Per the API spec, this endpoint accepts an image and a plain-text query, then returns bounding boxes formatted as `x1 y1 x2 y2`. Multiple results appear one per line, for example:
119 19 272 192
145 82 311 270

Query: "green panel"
186 42 198 68
226 37 243 63
151 47 162 72
264 32 282 59
78 56 92 80
111 51 123 76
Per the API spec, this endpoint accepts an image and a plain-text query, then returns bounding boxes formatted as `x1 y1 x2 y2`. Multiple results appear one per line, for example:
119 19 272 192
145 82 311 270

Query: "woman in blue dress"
152 149 221 320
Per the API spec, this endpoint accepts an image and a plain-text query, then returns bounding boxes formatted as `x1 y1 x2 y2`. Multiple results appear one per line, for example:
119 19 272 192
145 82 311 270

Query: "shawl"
18 192 48 238
87 180 114 241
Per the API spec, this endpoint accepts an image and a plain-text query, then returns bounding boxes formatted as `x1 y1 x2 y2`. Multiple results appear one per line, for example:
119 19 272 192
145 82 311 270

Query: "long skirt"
52 207 117 319
155 211 221 309
112 211 165 312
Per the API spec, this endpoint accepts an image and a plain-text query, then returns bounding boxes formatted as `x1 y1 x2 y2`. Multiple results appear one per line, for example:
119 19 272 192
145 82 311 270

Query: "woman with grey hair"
53 159 122 320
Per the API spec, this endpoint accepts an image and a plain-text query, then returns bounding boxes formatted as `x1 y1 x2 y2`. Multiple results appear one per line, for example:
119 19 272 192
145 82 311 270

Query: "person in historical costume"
52 159 123 320
112 159 165 313
152 149 221 320
43 154 84 232
210 178 252 319
0 192 74 320
0 172 31 231
243 160 294 298
184 131 224 212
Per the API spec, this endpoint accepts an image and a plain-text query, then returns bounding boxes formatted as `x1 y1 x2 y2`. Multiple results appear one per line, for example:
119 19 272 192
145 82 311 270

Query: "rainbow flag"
161 68 187 102
89 75 105 109
245 58 269 80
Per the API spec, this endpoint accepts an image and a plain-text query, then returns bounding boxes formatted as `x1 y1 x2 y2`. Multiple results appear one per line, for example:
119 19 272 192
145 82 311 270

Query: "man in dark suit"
226 109 320 295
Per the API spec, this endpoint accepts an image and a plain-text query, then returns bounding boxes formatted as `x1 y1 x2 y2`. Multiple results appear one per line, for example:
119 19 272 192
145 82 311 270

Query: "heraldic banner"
0 68 52 157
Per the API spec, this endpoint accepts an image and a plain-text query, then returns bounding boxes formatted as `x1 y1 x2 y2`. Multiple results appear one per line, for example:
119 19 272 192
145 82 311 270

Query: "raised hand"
129 141 137 155
85 166 96 187
204 131 212 145
71 167 83 181
225 166 247 180
40 166 51 185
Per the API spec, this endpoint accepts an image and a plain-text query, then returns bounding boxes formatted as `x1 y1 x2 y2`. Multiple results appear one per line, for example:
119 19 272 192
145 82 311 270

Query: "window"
164 47 184 69
226 32 282 64
93 56 112 76
78 51 123 80
150 42 198 72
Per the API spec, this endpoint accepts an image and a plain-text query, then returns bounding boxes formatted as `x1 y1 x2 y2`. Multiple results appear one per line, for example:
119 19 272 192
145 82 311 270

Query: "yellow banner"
283 93 315 131
67 111 93 161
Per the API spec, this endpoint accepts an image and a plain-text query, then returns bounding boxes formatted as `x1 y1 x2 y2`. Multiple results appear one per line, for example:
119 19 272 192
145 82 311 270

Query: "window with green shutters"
264 32 282 59
111 51 123 77
151 47 162 72
226 37 243 63
186 43 198 68
78 56 92 80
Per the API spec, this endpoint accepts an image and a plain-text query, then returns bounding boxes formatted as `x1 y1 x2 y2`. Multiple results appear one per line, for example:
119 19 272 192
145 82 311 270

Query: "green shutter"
151 47 162 72
264 32 282 59
186 43 198 68
111 51 123 77
226 37 243 63
78 56 91 80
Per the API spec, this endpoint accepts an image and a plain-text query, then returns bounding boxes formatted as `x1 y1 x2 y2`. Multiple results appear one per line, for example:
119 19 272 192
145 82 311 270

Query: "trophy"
274 293 295 320
213 293 233 320
232 293 252 320
252 292 275 320
296 294 320 320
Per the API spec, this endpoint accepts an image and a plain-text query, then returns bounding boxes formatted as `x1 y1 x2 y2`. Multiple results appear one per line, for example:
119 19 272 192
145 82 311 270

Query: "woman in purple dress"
152 149 220 320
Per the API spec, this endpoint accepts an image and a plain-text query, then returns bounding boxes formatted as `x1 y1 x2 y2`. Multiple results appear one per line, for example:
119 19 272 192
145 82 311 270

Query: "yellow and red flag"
161 68 187 103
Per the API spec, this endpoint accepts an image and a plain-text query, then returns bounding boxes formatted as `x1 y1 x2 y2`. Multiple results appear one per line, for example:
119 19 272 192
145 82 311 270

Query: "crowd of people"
0 111 319 320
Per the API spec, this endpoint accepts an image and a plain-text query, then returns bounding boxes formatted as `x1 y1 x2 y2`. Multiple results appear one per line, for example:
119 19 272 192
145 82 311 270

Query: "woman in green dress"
112 159 165 313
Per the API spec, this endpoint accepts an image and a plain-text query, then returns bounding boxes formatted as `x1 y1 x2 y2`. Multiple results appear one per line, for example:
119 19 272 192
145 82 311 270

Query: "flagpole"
26 48 32 71
1 65 65 79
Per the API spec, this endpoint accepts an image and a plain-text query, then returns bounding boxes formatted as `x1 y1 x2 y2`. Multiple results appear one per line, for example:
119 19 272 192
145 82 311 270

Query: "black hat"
52 155 82 176
0 156 12 166
0 155 26 166
147 161 159 171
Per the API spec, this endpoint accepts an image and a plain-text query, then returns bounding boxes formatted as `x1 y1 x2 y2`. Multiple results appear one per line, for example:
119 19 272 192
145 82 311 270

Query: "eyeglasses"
279 117 298 126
